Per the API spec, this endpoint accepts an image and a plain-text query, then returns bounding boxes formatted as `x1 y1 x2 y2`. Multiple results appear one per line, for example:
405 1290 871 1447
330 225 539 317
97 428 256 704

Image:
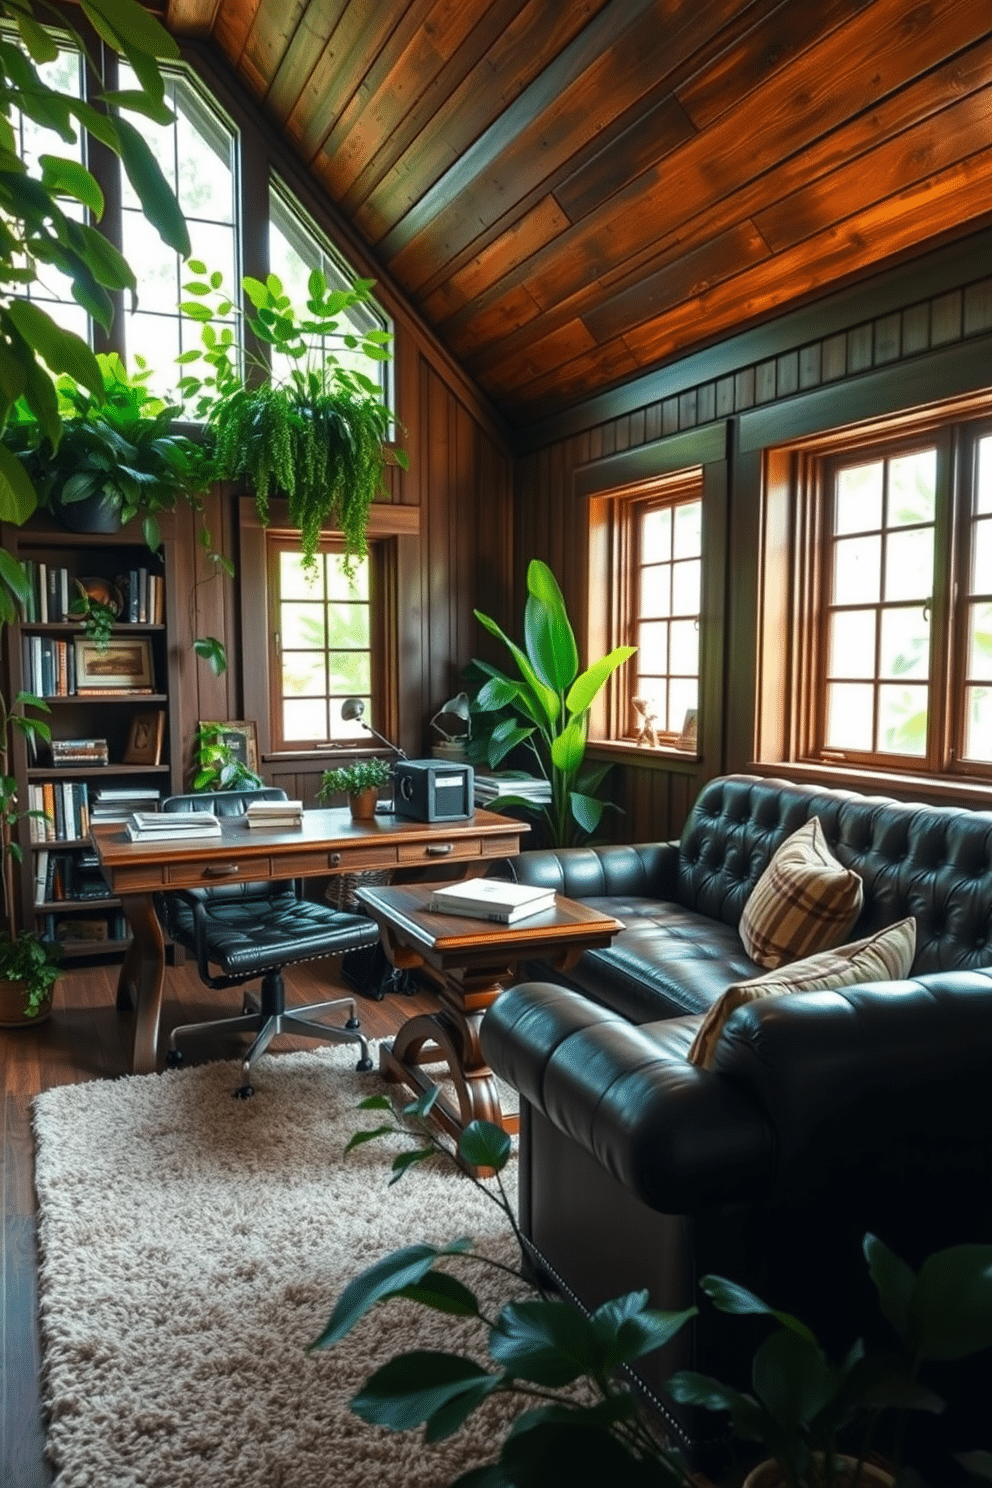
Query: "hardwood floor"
0 957 440 1487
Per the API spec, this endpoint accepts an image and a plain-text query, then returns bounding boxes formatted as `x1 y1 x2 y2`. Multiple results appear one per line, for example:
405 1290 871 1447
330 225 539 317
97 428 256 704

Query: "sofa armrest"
714 968 992 1183
491 841 681 900
481 982 776 1214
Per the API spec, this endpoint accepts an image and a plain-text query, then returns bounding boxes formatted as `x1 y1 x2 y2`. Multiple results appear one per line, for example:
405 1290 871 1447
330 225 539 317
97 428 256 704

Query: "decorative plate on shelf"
75 577 124 616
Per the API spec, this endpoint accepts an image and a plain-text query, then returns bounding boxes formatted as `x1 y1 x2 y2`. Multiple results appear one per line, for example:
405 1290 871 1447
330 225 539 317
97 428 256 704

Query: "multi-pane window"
269 182 392 403
119 66 238 384
632 495 702 741
271 541 372 750
797 416 992 779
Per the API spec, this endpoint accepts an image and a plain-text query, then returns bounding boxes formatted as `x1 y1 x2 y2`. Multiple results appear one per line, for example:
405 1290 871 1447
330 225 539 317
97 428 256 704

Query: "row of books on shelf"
21 634 156 697
27 781 91 842
40 912 130 945
17 563 164 624
34 849 110 906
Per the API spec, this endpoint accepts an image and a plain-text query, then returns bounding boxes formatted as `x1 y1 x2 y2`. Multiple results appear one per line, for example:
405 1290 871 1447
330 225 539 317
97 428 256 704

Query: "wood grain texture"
161 0 992 423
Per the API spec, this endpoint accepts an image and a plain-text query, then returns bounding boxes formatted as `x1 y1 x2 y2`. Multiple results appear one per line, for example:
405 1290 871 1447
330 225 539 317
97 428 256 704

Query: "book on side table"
426 878 556 924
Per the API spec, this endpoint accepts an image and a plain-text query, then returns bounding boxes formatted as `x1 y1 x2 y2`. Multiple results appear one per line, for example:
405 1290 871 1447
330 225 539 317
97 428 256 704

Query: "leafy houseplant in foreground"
177 267 407 577
313 1094 992 1488
470 559 636 847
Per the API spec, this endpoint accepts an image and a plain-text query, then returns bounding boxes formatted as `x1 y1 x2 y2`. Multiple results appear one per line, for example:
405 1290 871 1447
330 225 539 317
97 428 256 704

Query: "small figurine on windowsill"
632 694 662 747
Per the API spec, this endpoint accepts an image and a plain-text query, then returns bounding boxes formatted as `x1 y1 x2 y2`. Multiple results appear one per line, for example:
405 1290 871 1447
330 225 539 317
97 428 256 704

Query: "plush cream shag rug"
32 1047 524 1488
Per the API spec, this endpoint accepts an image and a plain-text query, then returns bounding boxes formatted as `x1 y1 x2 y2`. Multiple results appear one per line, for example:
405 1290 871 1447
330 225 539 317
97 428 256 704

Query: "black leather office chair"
156 788 380 1097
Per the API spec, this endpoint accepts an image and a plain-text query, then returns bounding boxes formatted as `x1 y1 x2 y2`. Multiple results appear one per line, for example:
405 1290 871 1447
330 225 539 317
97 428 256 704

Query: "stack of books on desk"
126 810 222 841
426 878 556 925
91 786 162 823
244 799 304 830
473 772 552 806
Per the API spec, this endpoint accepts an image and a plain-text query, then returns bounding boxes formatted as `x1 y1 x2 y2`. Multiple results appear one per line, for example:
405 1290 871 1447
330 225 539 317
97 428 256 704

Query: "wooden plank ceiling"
164 0 992 428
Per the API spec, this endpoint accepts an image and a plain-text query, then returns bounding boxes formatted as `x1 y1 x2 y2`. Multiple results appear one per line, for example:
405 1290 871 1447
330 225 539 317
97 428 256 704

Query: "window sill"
587 739 701 771
747 759 992 810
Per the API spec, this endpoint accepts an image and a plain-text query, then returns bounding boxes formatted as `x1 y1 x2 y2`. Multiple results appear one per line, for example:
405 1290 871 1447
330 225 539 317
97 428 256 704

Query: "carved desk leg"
115 893 166 1075
379 962 519 1154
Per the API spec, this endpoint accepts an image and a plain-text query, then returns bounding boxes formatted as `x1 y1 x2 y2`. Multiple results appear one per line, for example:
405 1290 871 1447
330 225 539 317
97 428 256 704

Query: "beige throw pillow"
739 816 863 970
688 916 917 1070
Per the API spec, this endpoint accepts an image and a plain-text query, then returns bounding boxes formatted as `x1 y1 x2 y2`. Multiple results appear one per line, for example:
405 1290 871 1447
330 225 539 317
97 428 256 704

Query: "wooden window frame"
763 400 992 786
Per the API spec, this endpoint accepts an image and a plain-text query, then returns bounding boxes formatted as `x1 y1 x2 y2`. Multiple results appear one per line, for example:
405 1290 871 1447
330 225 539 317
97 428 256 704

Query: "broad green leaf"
489 1299 601 1386
39 156 104 215
350 1351 494 1431
0 547 30 600
550 716 586 776
459 1120 512 1173
311 1240 473 1347
566 646 637 716
485 725 534 768
751 1327 834 1429
591 1294 697 1369
4 300 104 399
14 12 59 62
524 560 578 691
699 1274 818 1342
474 608 558 727
113 115 190 256
569 791 607 835
958 1452 992 1480
907 1244 992 1361
66 221 136 290
864 1232 916 1344
84 0 180 58
0 438 39 523
391 1271 481 1318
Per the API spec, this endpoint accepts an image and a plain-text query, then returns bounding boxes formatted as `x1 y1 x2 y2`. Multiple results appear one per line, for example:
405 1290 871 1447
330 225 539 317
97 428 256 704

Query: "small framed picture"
201 720 259 773
75 637 154 691
123 710 165 766
676 707 698 752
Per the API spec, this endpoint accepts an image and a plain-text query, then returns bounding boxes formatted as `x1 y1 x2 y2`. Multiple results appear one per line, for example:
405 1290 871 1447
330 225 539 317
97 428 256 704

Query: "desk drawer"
396 836 482 865
167 858 271 885
113 864 167 891
283 846 398 875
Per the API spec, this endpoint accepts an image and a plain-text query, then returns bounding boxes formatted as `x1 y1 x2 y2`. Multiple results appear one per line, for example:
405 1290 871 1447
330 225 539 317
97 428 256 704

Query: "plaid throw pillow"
688 916 917 1069
739 816 863 970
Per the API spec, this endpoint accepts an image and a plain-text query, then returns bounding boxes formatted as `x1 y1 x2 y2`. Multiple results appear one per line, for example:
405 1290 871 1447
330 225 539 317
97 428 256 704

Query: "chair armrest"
491 841 681 900
481 982 776 1213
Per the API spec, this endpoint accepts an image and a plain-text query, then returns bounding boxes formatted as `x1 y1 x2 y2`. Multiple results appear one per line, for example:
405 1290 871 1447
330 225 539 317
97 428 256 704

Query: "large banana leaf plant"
471 559 635 846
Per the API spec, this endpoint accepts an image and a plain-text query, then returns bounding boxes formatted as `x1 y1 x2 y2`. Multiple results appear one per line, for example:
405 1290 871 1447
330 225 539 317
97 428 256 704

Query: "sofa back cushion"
677 774 992 975
687 916 917 1069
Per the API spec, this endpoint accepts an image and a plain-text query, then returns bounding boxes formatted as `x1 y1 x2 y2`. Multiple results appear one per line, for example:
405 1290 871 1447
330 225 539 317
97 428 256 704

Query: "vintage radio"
392 759 474 822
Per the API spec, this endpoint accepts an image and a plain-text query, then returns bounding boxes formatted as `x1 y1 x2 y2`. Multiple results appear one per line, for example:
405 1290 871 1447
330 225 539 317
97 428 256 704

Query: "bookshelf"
3 519 182 959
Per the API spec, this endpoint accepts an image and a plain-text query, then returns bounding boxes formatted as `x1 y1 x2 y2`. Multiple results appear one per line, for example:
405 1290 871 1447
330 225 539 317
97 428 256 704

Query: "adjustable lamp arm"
340 698 407 760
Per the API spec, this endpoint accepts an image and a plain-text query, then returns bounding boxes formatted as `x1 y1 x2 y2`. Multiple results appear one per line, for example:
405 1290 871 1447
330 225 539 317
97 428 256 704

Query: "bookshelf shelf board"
41 897 119 911
58 938 131 958
40 693 169 705
19 622 165 633
28 763 171 779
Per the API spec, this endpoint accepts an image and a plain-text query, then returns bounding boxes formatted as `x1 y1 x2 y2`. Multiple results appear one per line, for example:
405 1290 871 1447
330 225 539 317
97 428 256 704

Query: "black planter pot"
50 489 122 534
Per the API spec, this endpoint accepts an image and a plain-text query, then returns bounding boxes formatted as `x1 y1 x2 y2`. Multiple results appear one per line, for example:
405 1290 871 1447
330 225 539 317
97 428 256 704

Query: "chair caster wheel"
345 1015 361 1030
356 1056 373 1072
166 1048 184 1067
233 1084 254 1099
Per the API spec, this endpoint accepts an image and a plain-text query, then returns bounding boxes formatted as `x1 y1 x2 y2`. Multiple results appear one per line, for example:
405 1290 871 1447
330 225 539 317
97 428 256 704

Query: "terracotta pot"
743 1456 894 1488
349 787 380 821
0 976 53 1028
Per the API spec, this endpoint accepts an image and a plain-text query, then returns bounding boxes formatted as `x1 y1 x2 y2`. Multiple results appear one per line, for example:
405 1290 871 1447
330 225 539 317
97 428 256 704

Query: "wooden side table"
356 883 622 1147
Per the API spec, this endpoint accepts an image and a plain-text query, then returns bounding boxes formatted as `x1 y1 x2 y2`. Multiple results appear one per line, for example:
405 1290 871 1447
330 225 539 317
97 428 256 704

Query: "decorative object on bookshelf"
74 636 153 692
68 592 118 654
677 706 698 752
192 721 263 792
123 711 165 767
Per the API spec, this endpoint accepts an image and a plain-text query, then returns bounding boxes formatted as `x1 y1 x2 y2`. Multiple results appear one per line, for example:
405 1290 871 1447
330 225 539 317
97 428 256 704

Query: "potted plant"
0 552 60 1023
313 1095 992 1488
2 354 206 552
468 559 636 847
190 722 264 793
318 757 392 820
177 265 407 577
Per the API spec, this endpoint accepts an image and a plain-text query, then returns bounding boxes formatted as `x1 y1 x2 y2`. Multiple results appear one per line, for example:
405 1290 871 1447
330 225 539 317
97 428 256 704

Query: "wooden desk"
356 883 622 1150
91 807 525 1076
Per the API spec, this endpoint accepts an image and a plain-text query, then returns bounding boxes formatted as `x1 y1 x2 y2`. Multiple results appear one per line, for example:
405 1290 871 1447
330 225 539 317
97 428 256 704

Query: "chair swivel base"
166 976 373 1096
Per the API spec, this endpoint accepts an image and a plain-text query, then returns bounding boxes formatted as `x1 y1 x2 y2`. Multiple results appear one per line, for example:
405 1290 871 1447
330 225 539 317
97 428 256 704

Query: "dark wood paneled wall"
515 228 992 844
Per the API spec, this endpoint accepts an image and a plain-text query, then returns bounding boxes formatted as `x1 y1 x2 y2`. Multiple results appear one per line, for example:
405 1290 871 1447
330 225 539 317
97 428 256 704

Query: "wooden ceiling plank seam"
375 0 665 264
384 0 991 297
164 0 221 40
351 0 617 244
284 2 412 162
336 0 535 217
317 0 503 205
423 195 572 324
238 0 311 97
619 147 992 371
303 0 458 198
438 7 992 365
211 0 264 68
262 1 350 123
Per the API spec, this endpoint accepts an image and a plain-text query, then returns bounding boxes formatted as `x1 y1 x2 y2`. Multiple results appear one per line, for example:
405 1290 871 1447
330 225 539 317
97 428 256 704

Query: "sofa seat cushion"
519 895 763 1023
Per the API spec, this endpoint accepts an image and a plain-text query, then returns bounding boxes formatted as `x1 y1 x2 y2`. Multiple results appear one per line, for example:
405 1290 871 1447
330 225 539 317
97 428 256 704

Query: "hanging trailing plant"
178 266 405 577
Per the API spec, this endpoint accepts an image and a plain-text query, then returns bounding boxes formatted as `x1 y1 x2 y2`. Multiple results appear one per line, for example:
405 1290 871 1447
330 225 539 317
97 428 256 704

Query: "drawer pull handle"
329 851 342 866
426 843 452 856
205 864 240 878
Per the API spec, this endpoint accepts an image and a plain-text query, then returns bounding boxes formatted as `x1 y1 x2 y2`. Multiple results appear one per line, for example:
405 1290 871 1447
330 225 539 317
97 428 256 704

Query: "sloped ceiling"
164 0 992 428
